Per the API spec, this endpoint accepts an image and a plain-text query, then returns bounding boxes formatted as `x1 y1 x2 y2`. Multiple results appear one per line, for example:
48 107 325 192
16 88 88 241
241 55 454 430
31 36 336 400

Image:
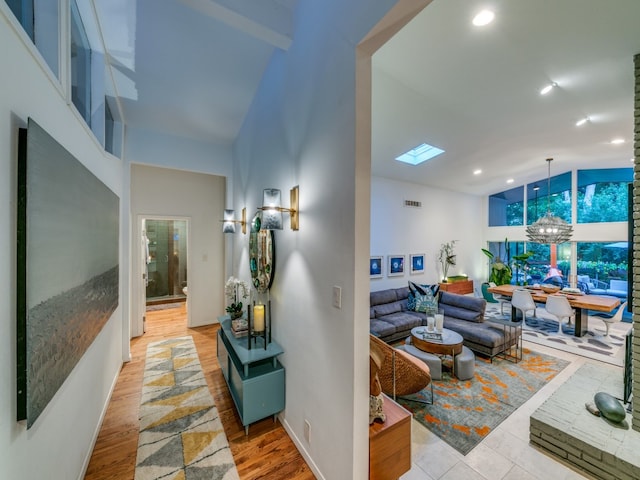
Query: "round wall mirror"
249 213 275 293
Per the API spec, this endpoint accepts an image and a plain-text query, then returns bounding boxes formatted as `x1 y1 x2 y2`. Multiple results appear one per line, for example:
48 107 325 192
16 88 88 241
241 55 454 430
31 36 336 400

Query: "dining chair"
545 295 575 334
488 282 511 316
511 289 537 322
590 301 627 337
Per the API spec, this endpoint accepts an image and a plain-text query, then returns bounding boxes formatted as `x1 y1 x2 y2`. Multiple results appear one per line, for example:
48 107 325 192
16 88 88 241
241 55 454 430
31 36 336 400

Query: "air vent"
404 200 422 208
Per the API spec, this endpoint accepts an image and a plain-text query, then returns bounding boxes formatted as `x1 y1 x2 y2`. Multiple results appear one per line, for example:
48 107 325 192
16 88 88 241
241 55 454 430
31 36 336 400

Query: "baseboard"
76 362 123 480
281 415 325 480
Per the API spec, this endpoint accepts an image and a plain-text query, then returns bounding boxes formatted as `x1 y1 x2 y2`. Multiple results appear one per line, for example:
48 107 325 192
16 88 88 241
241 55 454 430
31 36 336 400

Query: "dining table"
487 284 621 337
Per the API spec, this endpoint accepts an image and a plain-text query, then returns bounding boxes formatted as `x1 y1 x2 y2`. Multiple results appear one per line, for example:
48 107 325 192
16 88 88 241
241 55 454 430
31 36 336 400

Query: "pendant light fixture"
525 158 573 244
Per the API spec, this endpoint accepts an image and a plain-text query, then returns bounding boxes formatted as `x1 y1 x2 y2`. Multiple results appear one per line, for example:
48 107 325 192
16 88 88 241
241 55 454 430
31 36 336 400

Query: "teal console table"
217 316 285 434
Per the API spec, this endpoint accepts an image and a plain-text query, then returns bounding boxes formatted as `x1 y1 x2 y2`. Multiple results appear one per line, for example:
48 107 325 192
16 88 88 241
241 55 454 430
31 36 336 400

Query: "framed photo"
410 253 425 274
370 256 383 278
388 255 405 276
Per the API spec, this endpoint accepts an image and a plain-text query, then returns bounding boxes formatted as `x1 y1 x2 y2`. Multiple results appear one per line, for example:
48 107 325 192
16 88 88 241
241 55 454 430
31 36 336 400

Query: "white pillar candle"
435 313 444 332
253 304 265 332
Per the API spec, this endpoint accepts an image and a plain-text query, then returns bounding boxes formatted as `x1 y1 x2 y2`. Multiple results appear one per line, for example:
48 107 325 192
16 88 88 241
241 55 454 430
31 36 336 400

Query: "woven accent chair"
370 334 432 404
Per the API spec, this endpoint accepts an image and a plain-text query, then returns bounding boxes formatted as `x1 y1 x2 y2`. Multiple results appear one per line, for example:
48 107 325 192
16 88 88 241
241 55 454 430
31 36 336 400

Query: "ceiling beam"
179 0 293 50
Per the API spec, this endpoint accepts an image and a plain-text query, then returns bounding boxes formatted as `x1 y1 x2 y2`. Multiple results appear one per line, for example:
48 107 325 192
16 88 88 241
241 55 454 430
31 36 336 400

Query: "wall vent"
404 199 422 208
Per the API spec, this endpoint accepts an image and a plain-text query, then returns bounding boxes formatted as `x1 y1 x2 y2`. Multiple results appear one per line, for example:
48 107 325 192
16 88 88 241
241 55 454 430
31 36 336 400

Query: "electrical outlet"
333 286 342 309
304 419 311 443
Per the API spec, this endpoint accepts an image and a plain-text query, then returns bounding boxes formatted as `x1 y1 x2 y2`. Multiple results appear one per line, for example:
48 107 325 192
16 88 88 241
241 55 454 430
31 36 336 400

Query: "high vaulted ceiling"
373 0 640 196
94 0 640 196
95 0 297 144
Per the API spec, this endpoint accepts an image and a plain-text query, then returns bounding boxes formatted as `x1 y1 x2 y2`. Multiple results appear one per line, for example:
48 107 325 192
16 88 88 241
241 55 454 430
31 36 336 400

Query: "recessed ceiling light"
473 169 482 175
630 158 635 162
472 10 495 26
539 82 557 95
395 143 445 165
575 117 589 127
611 138 625 145
506 178 514 184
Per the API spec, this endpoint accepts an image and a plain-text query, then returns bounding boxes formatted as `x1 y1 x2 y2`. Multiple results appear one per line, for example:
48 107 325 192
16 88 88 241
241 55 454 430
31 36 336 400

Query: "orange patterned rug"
398 348 569 455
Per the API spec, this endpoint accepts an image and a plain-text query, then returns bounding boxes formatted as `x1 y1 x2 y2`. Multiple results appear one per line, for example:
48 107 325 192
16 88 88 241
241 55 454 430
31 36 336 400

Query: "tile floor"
400 334 629 480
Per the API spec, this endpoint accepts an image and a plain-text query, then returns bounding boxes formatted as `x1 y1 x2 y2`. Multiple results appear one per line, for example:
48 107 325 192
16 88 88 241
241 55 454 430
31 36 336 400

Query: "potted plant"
511 252 534 285
439 240 457 282
481 239 512 285
225 276 249 319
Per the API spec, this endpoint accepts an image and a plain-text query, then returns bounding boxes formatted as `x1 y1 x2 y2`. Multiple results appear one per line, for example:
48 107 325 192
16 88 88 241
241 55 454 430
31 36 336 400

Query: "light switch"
333 286 342 309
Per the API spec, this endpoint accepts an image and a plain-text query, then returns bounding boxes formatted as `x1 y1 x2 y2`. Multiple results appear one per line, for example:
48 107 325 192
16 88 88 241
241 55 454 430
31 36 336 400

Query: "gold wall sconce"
221 207 247 234
259 186 299 230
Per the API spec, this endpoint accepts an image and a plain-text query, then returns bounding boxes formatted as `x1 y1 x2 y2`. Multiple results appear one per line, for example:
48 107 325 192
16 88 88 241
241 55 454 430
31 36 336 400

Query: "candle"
253 304 265 332
435 313 444 332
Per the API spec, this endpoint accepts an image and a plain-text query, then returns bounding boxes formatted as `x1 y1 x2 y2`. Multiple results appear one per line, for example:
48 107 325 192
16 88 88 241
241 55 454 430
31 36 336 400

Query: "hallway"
84 305 314 479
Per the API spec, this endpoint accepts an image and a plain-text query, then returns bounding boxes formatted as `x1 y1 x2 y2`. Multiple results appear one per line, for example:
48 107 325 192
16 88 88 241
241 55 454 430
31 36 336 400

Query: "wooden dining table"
487 284 621 337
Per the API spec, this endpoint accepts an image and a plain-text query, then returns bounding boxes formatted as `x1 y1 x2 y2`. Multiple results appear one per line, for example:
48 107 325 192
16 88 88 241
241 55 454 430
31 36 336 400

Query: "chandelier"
525 158 573 244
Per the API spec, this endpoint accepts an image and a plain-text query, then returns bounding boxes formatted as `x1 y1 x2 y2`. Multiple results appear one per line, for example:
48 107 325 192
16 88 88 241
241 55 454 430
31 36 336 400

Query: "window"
5 0 59 76
526 171 572 225
576 242 628 293
488 186 523 226
70 0 91 125
577 168 632 223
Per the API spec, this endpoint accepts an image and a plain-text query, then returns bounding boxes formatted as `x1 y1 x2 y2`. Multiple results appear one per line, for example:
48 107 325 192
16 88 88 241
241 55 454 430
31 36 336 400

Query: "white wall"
230 1 422 478
0 8 125 480
129 164 226 332
371 176 485 292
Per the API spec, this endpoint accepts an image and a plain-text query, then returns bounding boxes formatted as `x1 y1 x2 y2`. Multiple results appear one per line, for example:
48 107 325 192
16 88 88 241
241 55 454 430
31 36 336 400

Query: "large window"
5 0 59 76
488 186 523 226
526 171 572 225
70 0 91 125
577 168 632 223
576 241 628 290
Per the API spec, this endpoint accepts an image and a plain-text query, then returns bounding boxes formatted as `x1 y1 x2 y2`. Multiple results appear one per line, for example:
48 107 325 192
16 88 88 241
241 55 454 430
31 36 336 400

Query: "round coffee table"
411 327 463 377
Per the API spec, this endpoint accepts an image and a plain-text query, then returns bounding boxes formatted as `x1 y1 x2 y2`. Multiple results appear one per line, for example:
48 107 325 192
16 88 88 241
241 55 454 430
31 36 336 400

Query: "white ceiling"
373 0 640 195
94 0 640 196
95 0 297 144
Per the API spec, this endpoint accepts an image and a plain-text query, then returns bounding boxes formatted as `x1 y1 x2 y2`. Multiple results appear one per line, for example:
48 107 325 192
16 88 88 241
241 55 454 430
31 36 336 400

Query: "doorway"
144 218 188 305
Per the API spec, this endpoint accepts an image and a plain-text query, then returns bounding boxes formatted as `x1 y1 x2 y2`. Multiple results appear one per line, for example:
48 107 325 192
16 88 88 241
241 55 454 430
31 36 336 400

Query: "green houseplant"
481 239 512 285
439 240 457 281
511 252 534 285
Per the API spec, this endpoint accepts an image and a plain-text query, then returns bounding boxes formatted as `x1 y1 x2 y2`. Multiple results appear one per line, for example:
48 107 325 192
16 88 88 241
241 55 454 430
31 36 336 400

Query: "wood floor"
84 305 315 480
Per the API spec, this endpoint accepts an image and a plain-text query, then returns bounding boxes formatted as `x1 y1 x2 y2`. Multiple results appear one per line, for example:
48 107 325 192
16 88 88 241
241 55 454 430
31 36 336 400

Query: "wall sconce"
259 186 299 230
221 207 247 234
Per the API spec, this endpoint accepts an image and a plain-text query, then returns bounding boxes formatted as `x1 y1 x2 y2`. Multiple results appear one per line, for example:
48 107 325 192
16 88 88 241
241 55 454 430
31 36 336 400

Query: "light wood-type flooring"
84 304 315 480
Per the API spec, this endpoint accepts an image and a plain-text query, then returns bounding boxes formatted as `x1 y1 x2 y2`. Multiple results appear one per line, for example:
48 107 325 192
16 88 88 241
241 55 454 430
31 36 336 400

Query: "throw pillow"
408 281 440 310
414 290 438 315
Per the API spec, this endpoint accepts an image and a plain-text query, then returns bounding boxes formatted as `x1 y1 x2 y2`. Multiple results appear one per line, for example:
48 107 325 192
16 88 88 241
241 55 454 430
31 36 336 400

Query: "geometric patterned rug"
135 336 239 480
484 303 630 366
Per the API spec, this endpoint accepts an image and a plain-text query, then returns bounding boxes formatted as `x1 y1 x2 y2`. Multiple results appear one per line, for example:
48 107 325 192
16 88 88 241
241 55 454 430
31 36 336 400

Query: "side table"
217 316 285 434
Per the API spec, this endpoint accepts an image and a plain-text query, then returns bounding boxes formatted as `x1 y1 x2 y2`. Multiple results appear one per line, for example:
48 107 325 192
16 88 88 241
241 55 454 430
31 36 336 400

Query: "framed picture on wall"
410 254 425 274
370 256 383 278
388 255 405 276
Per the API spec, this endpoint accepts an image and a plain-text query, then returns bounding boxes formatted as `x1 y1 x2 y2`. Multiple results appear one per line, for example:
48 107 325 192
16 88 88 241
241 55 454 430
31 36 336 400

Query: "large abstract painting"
17 118 119 428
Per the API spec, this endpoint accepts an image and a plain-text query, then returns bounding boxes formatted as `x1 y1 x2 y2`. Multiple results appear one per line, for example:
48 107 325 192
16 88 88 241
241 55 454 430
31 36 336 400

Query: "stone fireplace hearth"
530 362 639 479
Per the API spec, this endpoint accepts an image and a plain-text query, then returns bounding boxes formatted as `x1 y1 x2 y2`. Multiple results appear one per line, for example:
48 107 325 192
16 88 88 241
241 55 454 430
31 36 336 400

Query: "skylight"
395 143 445 165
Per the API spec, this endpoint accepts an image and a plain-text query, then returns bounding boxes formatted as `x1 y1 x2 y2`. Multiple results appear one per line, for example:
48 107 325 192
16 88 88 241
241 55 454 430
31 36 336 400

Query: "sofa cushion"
370 289 397 307
374 301 403 317
439 291 486 323
370 319 397 339
444 318 513 349
378 312 422 333
370 307 376 319
441 304 484 323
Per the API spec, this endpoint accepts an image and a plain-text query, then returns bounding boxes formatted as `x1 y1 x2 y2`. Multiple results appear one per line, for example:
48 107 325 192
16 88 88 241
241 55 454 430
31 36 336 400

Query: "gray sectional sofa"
370 286 517 358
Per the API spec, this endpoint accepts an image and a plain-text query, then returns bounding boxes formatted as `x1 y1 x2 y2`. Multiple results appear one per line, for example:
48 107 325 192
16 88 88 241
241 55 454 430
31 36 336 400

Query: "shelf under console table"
217 316 285 434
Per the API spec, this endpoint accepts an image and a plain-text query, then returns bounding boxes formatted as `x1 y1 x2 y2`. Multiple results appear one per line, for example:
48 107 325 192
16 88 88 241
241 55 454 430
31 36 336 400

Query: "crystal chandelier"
525 158 573 244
